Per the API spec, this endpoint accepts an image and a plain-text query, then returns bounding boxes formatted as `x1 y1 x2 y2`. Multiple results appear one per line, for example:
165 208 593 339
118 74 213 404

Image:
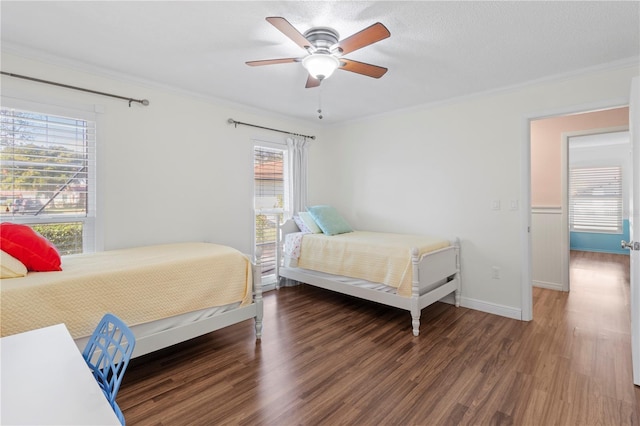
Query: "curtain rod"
227 118 315 140
0 71 150 107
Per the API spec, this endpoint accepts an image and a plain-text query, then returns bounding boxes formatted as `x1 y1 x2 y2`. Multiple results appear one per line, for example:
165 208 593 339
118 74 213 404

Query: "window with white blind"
569 166 623 233
253 145 289 284
0 105 96 254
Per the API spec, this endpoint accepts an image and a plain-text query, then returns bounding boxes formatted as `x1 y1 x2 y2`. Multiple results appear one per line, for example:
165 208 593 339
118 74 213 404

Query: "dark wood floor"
118 251 639 425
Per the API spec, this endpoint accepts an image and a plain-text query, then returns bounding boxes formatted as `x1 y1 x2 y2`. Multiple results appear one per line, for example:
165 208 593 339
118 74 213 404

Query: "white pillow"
298 211 323 234
293 215 311 233
1 249 28 278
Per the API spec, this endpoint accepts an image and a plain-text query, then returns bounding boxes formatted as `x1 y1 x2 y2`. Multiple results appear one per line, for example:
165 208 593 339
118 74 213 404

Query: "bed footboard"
410 240 461 336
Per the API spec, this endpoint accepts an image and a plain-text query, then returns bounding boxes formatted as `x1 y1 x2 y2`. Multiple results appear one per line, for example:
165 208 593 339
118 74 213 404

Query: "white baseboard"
438 293 522 320
459 296 522 320
533 280 564 291
439 293 456 304
292 283 524 321
262 282 277 293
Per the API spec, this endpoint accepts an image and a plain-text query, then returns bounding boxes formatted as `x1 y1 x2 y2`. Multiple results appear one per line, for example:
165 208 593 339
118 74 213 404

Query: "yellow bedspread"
297 231 450 297
1 242 252 339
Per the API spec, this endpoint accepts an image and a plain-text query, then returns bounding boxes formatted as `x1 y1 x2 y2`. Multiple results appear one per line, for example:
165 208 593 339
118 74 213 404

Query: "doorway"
530 108 630 294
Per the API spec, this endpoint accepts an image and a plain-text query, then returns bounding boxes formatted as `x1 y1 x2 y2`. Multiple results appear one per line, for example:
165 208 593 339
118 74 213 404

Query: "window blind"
0 106 96 253
254 146 288 281
569 166 622 233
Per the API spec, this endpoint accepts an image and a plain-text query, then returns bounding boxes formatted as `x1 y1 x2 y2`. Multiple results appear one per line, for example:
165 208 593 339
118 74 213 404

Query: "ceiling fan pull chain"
317 86 323 120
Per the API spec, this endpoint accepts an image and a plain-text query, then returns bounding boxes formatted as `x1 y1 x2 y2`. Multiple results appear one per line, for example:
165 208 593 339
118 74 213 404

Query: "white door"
626 76 640 386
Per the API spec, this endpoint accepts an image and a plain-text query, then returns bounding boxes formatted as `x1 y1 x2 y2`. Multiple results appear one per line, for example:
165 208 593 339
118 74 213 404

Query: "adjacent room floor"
118 251 639 425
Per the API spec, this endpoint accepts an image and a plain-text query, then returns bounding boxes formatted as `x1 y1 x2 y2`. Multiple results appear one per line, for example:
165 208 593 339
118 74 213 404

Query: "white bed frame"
74 257 263 358
278 220 461 336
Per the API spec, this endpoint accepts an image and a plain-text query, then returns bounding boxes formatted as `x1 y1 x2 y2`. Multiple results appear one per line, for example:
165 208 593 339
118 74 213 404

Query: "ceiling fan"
246 17 390 88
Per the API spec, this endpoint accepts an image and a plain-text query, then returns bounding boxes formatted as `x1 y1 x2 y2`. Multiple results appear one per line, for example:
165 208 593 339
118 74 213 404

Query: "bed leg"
255 317 263 340
454 240 462 308
454 269 461 308
254 290 263 340
411 313 420 337
410 296 420 336
254 269 264 340
410 248 421 336
253 250 263 340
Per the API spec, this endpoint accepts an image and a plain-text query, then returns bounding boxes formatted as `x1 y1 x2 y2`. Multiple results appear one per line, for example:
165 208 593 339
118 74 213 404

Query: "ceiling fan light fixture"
302 54 340 80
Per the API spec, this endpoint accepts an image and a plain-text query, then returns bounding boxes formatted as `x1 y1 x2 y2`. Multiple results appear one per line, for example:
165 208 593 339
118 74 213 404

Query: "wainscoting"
531 207 566 291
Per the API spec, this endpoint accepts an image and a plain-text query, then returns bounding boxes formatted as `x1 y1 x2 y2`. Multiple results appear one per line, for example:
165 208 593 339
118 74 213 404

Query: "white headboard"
280 218 300 240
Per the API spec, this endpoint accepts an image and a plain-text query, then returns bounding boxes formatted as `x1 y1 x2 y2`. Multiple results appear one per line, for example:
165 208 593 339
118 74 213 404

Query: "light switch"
491 200 501 210
510 200 519 210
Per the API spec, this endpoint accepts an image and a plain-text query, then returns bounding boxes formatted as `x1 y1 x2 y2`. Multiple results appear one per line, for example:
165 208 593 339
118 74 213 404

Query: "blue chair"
82 313 136 425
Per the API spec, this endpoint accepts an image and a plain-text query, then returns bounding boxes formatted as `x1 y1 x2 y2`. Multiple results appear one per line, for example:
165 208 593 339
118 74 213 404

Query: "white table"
1 323 121 425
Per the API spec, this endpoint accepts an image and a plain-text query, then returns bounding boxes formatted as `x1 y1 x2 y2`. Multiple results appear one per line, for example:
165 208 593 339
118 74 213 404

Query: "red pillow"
0 223 62 272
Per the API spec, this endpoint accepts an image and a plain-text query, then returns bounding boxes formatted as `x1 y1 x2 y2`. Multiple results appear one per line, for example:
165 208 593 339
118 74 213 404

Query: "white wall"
1 52 319 255
3 51 638 319
311 65 639 318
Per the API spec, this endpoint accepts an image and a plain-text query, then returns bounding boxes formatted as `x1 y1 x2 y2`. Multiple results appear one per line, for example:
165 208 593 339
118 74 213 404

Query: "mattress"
1 242 252 339
286 231 450 297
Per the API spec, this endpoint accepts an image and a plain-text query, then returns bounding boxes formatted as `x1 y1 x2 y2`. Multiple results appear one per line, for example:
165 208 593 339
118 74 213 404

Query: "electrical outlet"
491 266 500 279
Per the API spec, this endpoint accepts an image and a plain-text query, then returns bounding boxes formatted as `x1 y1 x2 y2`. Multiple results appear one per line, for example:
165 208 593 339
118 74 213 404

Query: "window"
569 166 622 233
1 105 96 254
253 145 289 285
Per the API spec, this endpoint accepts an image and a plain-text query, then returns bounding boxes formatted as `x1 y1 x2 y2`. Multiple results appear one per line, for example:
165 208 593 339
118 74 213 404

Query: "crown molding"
3 42 638 129
330 56 640 128
1 42 322 129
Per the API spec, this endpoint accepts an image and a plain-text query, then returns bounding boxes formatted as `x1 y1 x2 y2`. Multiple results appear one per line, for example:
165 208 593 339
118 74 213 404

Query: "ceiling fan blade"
339 58 388 78
266 17 313 50
337 22 390 55
246 58 299 66
305 74 321 88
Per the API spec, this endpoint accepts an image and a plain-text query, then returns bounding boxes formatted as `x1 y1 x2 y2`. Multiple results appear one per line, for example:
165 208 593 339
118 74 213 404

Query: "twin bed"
1 242 263 358
1 213 460 356
278 219 461 336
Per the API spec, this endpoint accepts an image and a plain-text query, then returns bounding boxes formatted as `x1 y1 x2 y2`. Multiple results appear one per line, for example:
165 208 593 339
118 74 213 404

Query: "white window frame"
252 140 290 288
1 96 100 253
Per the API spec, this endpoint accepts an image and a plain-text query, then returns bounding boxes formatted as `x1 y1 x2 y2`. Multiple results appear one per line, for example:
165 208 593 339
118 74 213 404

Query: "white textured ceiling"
1 1 639 124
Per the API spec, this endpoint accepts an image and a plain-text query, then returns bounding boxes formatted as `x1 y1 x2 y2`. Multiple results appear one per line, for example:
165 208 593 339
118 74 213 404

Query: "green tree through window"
1 107 95 253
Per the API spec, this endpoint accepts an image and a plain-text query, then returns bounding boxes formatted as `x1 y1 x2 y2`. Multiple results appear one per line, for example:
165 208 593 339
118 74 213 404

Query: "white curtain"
280 137 308 288
287 137 308 215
